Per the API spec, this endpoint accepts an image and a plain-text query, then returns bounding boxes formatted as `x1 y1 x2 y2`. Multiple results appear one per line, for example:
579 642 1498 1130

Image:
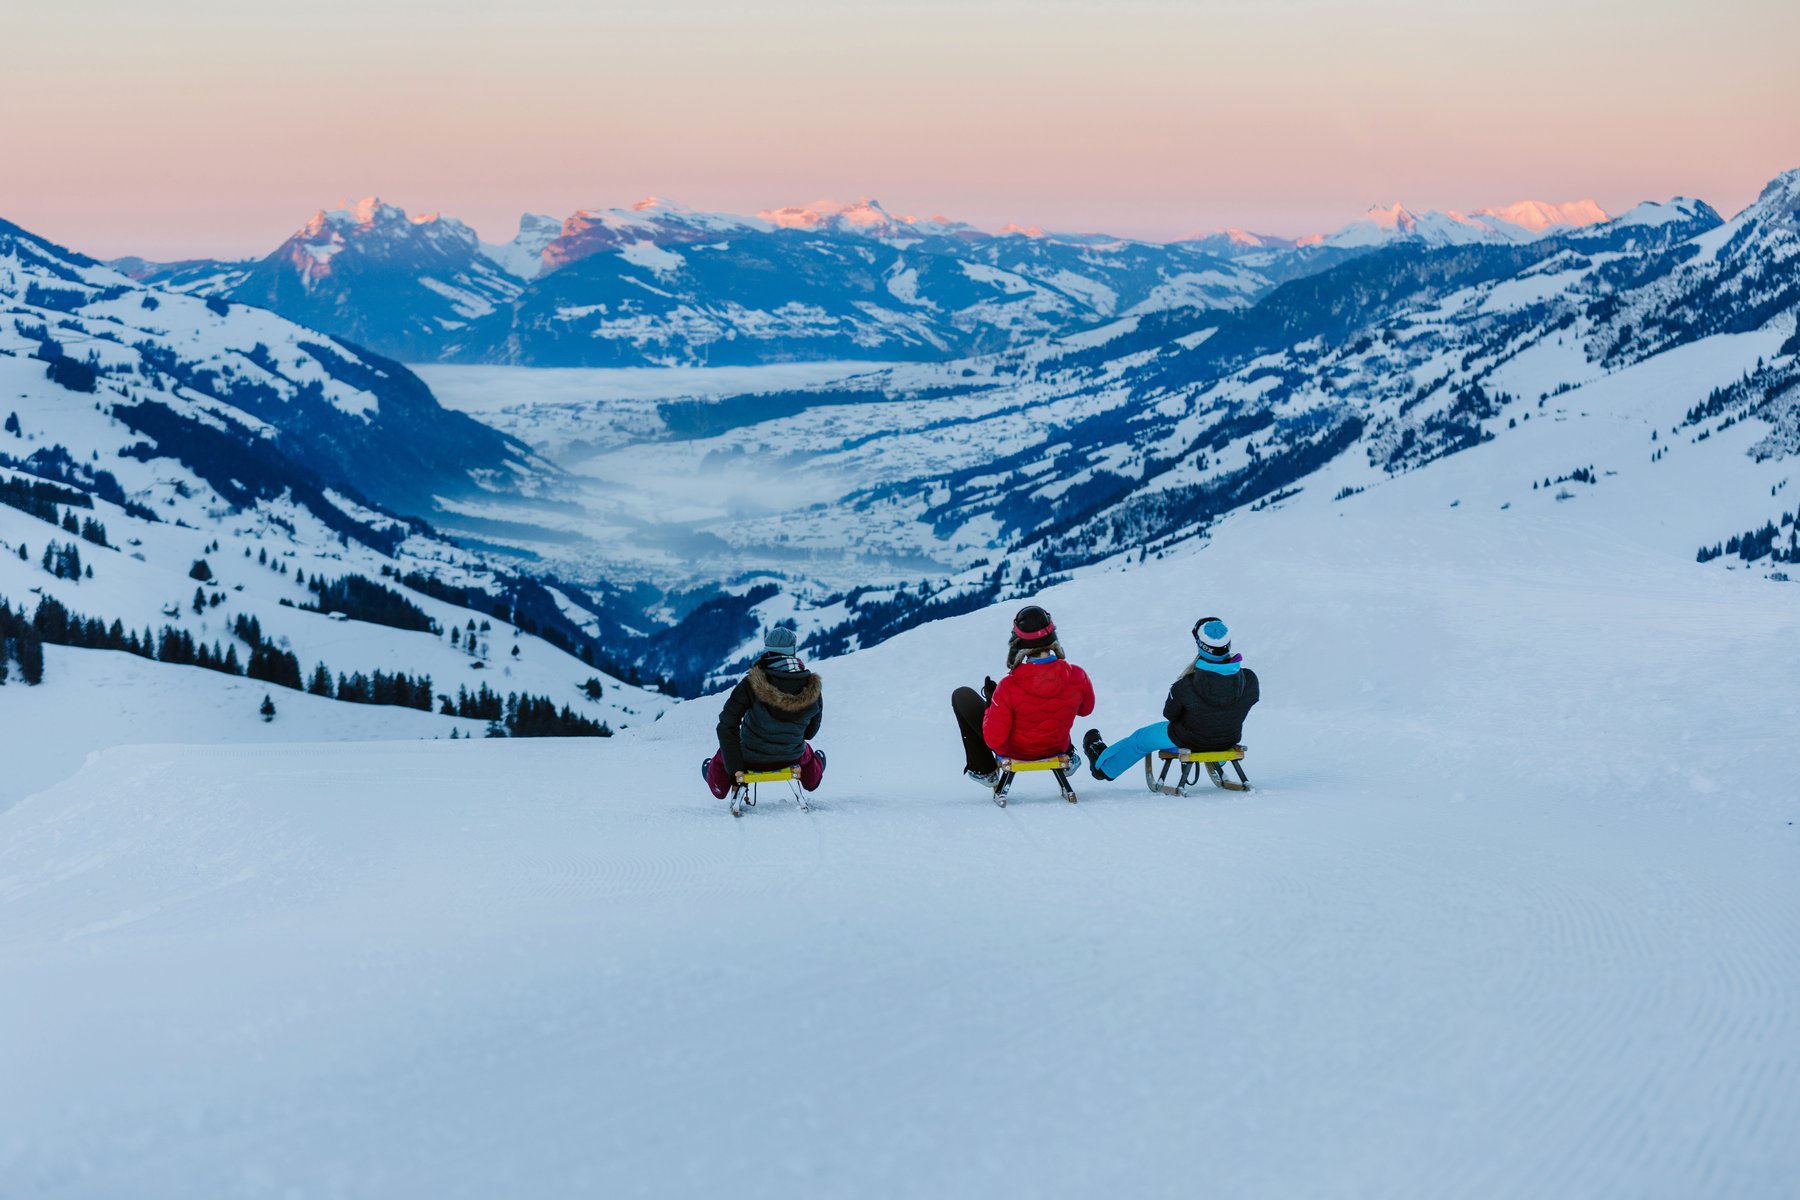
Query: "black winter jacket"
717 657 823 774
1163 664 1260 751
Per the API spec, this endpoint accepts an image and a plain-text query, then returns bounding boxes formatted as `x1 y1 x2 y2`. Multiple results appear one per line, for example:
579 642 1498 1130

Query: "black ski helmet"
1012 605 1056 642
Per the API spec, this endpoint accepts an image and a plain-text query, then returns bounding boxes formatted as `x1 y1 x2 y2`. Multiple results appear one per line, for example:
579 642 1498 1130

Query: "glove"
981 675 997 702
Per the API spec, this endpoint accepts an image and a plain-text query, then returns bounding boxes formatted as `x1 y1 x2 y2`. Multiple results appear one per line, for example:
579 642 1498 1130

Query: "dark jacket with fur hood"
717 653 823 775
1163 660 1259 751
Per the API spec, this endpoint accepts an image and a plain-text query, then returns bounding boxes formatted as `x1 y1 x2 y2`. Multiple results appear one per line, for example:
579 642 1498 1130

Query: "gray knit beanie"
764 626 800 655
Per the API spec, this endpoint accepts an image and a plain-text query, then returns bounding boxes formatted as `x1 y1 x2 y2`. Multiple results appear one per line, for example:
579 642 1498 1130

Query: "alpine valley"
6 170 1798 718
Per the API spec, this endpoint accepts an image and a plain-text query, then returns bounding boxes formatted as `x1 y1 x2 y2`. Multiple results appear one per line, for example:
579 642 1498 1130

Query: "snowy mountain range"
113 191 1621 368
412 172 1796 674
9 169 1797 702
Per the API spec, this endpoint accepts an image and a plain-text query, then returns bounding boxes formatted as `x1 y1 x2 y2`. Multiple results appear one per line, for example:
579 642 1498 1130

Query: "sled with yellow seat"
1145 746 1250 796
731 765 808 817
993 754 1078 807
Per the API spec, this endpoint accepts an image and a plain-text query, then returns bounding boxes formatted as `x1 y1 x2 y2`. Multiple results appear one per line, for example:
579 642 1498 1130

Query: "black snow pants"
951 686 999 775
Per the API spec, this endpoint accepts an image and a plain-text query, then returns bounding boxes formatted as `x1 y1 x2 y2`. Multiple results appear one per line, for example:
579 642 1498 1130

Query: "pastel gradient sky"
4 0 1796 258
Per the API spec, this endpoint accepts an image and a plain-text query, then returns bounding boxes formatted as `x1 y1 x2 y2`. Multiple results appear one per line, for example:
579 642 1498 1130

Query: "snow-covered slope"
0 217 673 752
1 216 544 521
0 459 669 806
110 254 255 296
4 409 1795 1196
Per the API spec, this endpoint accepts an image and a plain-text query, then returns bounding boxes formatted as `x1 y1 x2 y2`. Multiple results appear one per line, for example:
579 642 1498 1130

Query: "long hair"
1178 615 1232 680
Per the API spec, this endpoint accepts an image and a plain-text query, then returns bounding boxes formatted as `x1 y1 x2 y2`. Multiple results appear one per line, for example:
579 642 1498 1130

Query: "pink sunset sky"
4 0 1796 260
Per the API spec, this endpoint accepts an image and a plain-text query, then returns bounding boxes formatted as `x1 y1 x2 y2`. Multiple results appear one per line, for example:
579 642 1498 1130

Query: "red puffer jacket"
982 658 1096 761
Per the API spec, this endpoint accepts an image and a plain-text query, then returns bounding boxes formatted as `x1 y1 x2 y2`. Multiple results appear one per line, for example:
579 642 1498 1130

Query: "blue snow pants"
1096 721 1179 781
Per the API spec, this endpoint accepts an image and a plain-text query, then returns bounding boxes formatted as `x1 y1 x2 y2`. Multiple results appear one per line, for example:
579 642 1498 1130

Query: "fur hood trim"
1009 639 1066 668
747 665 822 712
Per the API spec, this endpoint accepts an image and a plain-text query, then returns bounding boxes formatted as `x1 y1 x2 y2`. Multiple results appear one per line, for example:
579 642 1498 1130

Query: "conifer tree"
260 694 276 722
18 635 45 685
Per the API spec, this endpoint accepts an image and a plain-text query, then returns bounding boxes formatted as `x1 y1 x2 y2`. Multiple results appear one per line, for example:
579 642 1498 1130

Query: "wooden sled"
731 765 808 817
1145 745 1249 796
993 755 1078 807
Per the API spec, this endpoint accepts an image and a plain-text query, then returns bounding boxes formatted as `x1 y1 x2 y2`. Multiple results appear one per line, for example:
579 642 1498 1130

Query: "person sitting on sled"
702 625 825 798
1082 616 1259 782
951 604 1096 788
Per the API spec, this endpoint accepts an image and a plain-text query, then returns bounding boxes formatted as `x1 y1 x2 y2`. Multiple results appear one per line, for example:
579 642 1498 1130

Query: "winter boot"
1082 729 1109 781
964 766 1002 790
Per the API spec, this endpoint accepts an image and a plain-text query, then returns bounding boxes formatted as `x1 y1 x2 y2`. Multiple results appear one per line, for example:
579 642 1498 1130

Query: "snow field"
0 645 484 811
4 426 1797 1196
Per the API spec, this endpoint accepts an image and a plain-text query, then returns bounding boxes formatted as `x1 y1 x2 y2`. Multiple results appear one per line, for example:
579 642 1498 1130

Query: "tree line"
0 593 610 736
1696 508 1799 565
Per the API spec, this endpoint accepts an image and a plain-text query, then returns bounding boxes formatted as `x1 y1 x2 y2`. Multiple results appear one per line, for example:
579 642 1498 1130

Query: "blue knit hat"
1193 617 1232 660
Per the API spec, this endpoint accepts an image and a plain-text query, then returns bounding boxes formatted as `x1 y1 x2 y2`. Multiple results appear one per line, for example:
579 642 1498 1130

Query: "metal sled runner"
731 765 809 817
993 755 1078 807
1145 746 1250 795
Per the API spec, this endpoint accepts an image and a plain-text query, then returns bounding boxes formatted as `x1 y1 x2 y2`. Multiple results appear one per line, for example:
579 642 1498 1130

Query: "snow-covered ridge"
1473 196 1609 232
1296 196 1612 249
0 215 544 522
756 197 983 241
478 212 561 279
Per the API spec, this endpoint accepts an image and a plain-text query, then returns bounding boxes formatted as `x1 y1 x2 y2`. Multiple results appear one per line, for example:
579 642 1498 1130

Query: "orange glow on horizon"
1 0 1794 260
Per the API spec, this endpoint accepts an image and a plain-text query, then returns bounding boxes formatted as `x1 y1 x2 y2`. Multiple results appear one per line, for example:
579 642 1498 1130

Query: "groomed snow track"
4 425 1798 1197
